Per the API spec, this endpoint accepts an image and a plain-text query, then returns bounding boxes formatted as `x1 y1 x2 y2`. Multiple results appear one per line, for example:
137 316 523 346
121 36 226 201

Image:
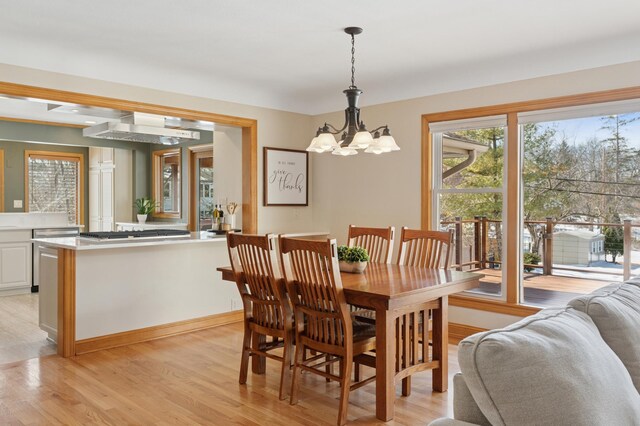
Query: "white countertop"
33 231 226 251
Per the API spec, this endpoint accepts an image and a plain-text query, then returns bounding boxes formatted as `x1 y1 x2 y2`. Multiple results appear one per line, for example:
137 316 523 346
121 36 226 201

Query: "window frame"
188 144 214 231
422 86 640 316
431 122 509 301
24 150 85 225
152 147 182 219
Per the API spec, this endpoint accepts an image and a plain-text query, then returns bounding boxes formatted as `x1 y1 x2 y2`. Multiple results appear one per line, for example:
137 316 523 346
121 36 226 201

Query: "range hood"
82 112 200 145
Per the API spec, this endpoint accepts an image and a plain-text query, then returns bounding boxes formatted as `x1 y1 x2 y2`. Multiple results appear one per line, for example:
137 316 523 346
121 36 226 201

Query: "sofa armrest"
428 418 482 426
453 373 491 426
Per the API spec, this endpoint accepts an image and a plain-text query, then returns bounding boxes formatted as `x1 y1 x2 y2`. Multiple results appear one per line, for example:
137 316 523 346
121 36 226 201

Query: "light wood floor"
0 321 457 425
0 293 56 365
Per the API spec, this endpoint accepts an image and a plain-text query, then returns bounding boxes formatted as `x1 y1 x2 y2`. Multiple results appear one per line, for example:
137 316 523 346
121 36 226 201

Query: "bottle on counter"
212 204 220 230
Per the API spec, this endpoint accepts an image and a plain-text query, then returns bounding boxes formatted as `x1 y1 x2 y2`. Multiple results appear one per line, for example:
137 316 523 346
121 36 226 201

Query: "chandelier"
306 27 400 156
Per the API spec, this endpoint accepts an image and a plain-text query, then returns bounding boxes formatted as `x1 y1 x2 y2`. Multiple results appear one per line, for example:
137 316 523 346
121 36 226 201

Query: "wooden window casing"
422 86 640 316
24 150 84 225
152 148 182 219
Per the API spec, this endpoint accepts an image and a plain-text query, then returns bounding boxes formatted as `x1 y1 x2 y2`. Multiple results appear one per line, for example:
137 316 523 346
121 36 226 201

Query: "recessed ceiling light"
85 120 97 124
72 109 79 113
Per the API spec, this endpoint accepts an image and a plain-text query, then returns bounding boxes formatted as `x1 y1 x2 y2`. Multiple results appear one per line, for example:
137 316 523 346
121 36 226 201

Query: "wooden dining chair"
347 225 395 326
226 232 294 400
347 225 395 264
279 237 376 426
397 227 453 269
395 227 453 396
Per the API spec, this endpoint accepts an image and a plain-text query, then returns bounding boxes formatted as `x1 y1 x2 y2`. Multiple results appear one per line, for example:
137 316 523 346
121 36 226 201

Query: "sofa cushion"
458 307 640 426
569 282 640 392
453 373 490 426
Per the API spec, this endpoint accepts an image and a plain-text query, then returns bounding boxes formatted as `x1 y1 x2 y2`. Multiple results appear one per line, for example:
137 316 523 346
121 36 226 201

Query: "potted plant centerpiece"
337 245 370 273
134 197 157 224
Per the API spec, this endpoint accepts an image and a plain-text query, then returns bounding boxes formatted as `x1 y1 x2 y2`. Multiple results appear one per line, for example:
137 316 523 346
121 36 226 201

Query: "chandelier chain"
350 33 356 89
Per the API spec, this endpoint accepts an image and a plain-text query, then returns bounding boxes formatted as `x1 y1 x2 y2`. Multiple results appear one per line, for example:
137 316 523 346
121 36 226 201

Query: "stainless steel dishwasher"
32 227 80 292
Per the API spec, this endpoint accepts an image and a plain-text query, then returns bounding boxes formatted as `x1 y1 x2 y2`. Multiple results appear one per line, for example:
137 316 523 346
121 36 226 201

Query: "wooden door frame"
0 81 258 233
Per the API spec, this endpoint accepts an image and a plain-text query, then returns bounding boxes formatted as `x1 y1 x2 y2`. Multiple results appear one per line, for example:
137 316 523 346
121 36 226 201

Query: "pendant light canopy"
306 27 399 156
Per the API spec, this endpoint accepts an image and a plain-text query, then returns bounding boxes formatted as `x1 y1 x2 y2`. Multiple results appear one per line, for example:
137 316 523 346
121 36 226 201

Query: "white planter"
339 260 368 274
137 214 147 224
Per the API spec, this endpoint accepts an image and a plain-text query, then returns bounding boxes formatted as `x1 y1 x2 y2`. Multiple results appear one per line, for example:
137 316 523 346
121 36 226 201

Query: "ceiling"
1 0 640 116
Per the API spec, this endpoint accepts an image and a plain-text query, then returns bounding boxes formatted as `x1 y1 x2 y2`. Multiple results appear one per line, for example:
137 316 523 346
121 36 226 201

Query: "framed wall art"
263 147 308 206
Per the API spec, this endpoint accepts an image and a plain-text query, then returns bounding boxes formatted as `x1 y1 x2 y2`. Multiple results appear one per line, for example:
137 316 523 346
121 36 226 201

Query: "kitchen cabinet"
89 147 115 232
0 230 32 292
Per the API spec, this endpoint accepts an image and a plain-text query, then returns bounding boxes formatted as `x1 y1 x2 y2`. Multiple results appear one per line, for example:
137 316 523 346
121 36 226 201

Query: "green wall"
0 120 152 224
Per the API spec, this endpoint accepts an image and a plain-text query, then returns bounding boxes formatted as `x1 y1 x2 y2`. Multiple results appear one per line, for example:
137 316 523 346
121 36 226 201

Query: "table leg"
375 308 395 421
432 296 448 392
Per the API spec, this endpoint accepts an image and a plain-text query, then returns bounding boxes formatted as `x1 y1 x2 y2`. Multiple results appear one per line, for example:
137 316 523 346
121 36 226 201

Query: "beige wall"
4 60 640 329
0 63 315 234
311 60 640 329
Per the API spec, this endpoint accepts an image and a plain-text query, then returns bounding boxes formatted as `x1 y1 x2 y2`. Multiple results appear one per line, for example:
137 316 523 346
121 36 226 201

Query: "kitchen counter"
33 231 225 250
34 229 240 356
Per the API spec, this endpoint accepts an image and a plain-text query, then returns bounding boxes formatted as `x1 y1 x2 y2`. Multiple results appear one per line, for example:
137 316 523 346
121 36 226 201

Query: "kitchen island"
33 231 242 357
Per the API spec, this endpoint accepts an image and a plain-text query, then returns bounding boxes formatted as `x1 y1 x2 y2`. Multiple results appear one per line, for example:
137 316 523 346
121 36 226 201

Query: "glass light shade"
316 132 339 151
377 134 400 152
364 137 385 154
349 130 374 149
306 136 321 152
331 146 358 156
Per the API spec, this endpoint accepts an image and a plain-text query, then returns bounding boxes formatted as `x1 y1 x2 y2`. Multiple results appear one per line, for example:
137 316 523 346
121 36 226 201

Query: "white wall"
0 63 315 234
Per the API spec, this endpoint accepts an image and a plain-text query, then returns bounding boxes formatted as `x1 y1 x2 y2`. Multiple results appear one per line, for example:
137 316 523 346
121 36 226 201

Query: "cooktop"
78 229 191 241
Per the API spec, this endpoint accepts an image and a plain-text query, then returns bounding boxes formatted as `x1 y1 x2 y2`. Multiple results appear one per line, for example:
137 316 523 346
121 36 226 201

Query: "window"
25 150 83 224
189 147 214 231
519 105 640 306
430 116 507 298
152 148 181 218
424 92 640 314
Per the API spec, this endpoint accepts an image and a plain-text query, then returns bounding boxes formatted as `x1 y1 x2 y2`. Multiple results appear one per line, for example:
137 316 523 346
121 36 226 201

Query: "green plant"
523 251 541 272
337 245 370 263
135 197 157 215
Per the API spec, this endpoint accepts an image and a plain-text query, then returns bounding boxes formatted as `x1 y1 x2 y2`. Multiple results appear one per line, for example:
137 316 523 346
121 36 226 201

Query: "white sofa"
430 277 640 426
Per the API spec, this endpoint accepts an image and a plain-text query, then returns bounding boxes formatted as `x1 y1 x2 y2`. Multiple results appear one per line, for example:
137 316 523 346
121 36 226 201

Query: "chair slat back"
397 227 453 269
279 237 351 348
348 225 395 264
227 233 290 330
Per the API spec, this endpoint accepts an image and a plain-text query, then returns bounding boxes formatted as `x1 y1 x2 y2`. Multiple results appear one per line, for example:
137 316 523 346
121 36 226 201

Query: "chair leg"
290 342 305 405
337 356 352 426
354 361 360 382
325 354 332 382
402 376 412 396
252 332 266 374
239 324 251 384
279 333 293 400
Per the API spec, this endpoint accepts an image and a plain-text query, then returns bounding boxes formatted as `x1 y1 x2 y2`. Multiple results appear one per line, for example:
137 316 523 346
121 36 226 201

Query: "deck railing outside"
441 217 639 281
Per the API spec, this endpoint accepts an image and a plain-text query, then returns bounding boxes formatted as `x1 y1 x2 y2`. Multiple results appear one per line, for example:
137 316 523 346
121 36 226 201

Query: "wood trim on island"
75 310 244 355
57 249 76 357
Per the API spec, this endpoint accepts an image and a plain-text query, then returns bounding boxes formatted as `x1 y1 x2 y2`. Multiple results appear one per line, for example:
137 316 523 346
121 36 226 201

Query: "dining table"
217 262 483 422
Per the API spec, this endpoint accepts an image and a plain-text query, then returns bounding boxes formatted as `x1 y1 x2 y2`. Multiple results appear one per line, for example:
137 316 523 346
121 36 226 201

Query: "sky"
539 112 640 149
